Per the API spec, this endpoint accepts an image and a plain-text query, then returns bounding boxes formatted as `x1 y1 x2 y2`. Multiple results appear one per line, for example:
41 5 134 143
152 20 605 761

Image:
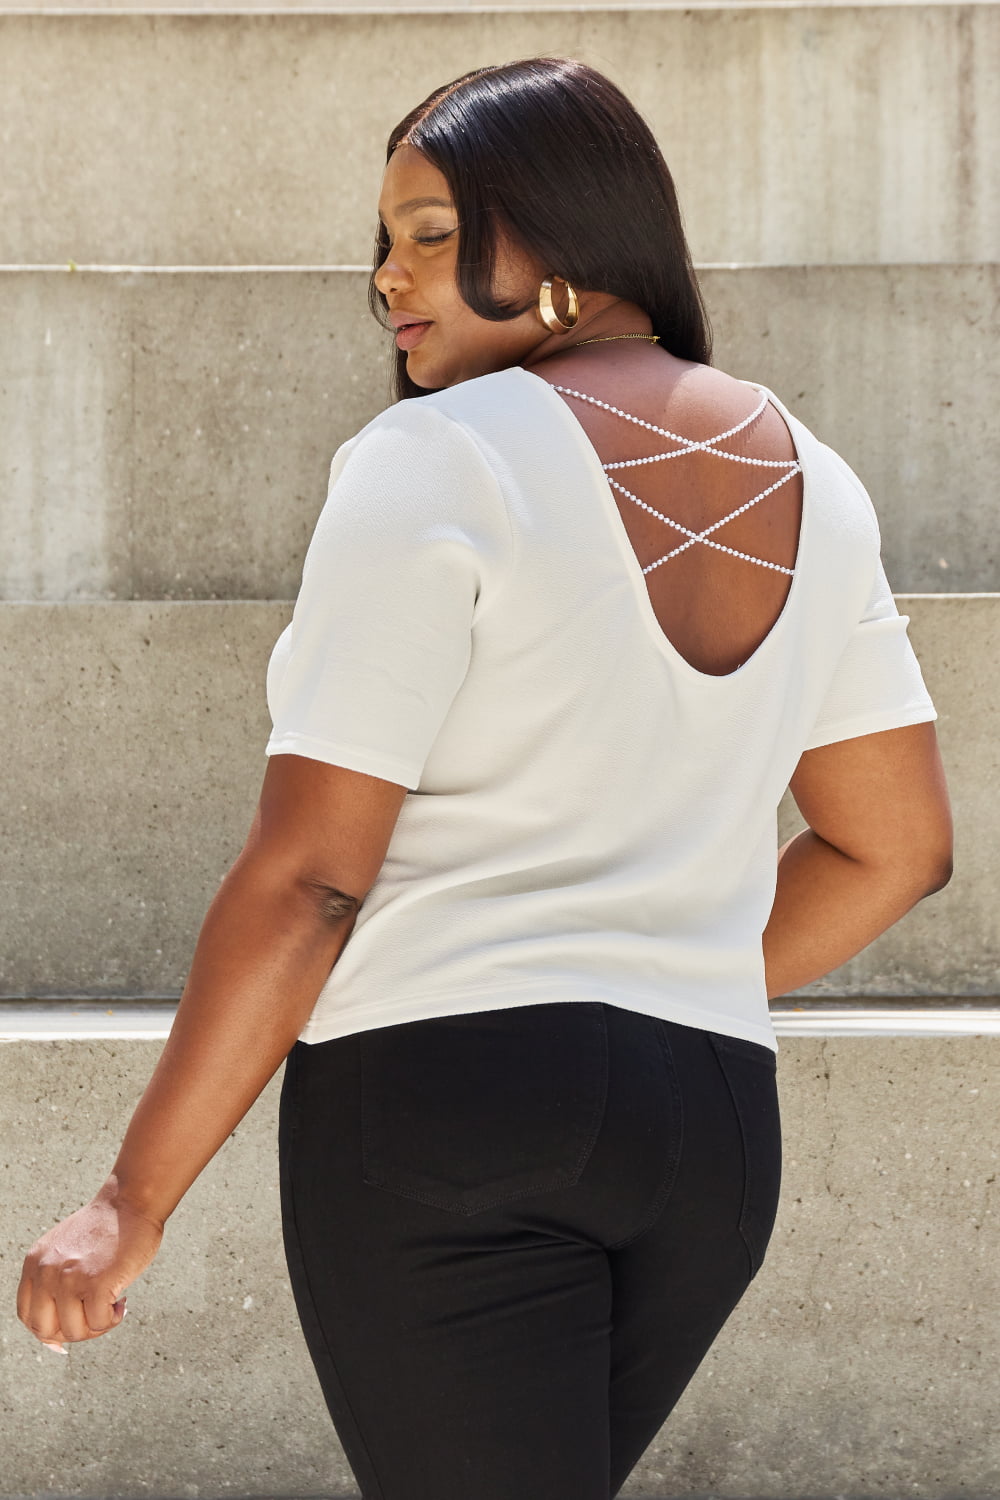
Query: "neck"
524 325 655 367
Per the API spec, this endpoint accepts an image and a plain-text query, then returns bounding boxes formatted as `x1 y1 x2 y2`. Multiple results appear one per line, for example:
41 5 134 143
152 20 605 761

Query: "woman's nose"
374 251 414 298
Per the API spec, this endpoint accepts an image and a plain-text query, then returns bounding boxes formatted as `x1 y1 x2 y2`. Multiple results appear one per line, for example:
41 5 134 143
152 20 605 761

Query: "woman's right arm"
16 754 407 1351
763 721 953 999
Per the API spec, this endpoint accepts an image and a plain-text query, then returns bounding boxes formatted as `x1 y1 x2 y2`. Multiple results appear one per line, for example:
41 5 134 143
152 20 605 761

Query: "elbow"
860 837 953 905
919 847 954 898
897 799 955 901
916 808 955 898
897 834 953 901
297 875 364 926
222 846 367 931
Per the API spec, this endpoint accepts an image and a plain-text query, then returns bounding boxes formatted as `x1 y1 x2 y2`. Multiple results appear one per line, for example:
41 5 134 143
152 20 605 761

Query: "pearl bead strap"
552 385 775 460
607 471 798 575
551 383 801 578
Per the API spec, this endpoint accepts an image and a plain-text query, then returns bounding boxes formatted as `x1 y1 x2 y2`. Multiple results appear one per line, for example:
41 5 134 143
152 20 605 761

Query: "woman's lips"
395 321 432 351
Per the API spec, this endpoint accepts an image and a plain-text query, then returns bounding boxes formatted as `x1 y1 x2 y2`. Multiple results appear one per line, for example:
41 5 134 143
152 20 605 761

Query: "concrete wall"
1 595 996 1000
2 1034 997 1497
3 7 997 266
0 271 388 602
0 602 285 998
3 2 996 1495
3 264 998 600
4 0 978 10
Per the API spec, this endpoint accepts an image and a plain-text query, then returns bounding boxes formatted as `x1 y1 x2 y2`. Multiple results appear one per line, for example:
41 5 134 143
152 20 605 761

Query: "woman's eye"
414 230 456 246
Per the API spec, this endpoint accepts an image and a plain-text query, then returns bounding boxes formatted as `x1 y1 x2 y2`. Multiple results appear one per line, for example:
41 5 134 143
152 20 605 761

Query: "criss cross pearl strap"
551 385 802 577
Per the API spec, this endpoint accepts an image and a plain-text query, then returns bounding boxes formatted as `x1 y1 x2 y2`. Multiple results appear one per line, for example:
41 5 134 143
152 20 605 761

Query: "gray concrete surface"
3 264 998 601
2 6 997 266
4 0 980 10
0 595 996 999
0 270 389 601
2 1035 997 1496
0 601 288 997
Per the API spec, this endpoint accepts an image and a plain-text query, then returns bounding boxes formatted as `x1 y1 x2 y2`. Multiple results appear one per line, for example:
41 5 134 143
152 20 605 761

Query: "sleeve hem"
802 703 938 753
265 732 421 790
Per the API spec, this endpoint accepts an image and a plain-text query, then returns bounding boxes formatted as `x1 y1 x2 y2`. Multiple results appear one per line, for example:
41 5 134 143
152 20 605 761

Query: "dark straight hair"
368 56 713 402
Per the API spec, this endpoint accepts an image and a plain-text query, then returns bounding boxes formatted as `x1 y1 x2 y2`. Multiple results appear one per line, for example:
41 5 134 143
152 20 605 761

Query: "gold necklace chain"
573 333 661 348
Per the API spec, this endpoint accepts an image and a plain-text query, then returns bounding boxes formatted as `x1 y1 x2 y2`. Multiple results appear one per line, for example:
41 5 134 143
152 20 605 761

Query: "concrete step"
0 269 386 603
2 5 997 265
7 999 1000 1040
3 263 998 601
6 0 982 9
0 601 284 998
0 596 995 999
3 1032 996 1497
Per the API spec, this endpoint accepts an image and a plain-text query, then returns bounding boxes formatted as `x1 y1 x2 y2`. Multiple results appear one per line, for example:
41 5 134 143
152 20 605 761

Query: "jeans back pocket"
708 1032 782 1277
360 1003 609 1216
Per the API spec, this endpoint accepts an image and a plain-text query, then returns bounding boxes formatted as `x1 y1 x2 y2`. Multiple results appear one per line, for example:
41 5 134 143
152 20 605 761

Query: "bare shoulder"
645 361 795 456
665 361 766 419
537 351 797 461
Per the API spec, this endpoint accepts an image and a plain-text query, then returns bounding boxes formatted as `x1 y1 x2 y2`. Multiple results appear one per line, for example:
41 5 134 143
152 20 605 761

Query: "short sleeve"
265 402 508 790
803 559 937 751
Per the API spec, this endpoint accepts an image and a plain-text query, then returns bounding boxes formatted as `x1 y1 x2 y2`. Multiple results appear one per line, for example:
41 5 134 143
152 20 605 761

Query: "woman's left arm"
763 722 953 998
17 755 406 1349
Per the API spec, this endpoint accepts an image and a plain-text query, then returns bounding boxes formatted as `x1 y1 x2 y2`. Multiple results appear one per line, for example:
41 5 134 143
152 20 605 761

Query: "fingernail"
43 1342 68 1357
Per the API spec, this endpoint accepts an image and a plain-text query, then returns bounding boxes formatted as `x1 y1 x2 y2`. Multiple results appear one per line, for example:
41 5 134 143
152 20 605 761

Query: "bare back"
530 352 804 677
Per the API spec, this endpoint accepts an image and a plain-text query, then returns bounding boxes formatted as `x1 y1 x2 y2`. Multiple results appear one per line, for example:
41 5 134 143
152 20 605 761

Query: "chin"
409 346 492 391
405 351 445 390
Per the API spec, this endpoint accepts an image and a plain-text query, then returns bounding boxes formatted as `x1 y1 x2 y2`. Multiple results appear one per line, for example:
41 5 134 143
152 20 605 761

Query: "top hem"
297 978 778 1053
803 701 937 753
265 730 420 789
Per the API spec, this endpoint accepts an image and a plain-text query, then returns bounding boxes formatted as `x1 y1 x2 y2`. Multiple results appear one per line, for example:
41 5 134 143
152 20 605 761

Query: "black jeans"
279 1000 781 1500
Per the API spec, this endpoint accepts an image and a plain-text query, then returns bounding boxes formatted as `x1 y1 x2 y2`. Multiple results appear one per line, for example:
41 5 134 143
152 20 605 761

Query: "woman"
19 57 952 1500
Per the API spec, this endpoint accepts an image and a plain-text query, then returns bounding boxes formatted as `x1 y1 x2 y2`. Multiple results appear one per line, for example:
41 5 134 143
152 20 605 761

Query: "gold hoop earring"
538 275 580 334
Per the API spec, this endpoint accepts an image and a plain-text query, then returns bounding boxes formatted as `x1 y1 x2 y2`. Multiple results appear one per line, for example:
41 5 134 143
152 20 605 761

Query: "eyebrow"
378 195 455 219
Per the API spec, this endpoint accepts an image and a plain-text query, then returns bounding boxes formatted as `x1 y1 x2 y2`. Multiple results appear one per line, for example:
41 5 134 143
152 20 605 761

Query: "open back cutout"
544 378 805 678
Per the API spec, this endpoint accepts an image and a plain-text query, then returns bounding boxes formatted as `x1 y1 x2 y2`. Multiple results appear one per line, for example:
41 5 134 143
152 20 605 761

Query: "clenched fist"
18 1183 163 1351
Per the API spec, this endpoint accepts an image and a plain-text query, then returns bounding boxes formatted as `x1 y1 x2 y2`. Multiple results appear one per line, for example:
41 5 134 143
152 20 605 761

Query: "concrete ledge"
2 264 998 599
2 7 998 265
0 595 997 998
8 0 993 11
1 1035 997 1496
5 1001 1000 1040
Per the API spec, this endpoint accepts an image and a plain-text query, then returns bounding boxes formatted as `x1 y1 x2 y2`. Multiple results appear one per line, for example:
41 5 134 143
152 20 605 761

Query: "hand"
17 1183 163 1350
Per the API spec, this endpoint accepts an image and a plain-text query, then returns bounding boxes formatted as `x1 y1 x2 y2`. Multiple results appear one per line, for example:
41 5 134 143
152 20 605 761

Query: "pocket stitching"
708 1034 774 1277
605 1023 685 1250
360 1007 610 1217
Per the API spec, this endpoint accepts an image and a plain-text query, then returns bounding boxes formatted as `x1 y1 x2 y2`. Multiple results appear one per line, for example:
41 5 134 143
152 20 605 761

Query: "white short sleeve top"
266 367 936 1050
